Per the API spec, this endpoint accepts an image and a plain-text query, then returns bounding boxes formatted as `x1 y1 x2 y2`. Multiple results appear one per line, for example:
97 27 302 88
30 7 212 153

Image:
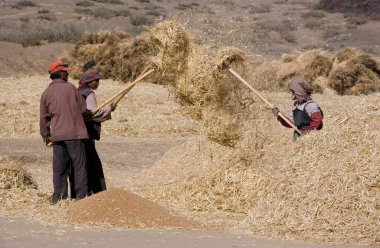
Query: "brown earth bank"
0 41 73 77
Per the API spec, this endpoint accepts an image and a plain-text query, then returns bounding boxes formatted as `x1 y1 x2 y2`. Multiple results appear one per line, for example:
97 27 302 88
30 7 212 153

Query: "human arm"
272 107 294 128
39 96 51 144
86 93 115 122
304 102 323 131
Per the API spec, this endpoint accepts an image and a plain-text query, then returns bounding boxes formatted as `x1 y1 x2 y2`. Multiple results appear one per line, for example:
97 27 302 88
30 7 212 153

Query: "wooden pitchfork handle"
93 68 154 113
112 67 150 105
228 68 302 135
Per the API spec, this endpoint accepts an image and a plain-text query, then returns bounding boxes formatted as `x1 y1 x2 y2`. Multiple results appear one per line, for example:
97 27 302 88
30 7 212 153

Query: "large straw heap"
131 92 380 245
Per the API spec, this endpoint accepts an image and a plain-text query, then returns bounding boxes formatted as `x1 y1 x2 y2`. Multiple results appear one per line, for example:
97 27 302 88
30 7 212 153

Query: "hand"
272 107 279 116
110 103 117 111
45 135 52 147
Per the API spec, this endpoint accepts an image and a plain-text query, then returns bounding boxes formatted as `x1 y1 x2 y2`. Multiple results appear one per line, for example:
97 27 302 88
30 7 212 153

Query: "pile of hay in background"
63 31 135 80
64 21 190 86
327 49 380 95
247 48 380 95
131 92 380 245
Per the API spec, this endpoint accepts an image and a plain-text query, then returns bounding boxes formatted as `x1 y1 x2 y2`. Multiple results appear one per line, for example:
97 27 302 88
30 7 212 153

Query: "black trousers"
84 139 106 195
52 140 87 204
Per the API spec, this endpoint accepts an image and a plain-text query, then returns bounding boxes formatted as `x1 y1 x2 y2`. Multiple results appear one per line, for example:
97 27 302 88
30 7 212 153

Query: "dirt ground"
0 138 370 248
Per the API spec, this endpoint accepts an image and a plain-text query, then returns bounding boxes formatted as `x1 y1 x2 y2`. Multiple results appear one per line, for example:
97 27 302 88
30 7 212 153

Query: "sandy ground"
0 218 370 248
0 137 371 248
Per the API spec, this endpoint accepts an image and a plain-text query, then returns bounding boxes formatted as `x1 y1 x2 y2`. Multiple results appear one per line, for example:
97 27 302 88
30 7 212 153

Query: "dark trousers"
52 140 87 204
84 139 106 195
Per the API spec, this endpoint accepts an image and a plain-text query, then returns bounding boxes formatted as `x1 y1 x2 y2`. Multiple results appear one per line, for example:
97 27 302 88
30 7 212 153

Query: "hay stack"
328 49 380 95
276 49 334 92
0 161 37 190
248 48 380 95
132 92 380 245
65 31 133 80
64 21 190 85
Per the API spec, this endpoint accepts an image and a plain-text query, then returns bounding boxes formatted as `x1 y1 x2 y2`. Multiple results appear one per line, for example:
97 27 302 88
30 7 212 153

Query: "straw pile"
132 92 380 245
64 31 153 82
278 49 333 90
0 158 37 190
68 188 199 229
328 49 380 95
64 21 190 85
0 157 73 228
249 48 380 95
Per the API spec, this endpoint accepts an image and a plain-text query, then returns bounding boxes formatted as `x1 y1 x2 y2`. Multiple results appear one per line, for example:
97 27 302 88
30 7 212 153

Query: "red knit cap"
79 70 101 85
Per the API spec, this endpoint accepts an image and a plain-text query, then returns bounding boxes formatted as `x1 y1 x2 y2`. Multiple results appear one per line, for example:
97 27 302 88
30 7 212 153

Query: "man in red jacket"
40 61 91 204
272 76 323 141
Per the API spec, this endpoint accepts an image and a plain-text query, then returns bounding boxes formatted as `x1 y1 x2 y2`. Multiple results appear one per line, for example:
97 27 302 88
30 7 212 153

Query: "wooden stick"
93 69 154 113
228 68 302 135
113 67 150 105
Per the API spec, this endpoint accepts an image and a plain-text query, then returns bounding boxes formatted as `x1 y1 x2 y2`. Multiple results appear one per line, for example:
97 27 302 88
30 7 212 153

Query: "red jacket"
40 79 89 142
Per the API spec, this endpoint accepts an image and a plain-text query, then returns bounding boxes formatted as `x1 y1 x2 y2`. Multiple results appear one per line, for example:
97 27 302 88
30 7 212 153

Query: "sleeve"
86 92 112 122
304 102 323 131
307 112 323 131
86 92 97 111
39 95 50 140
75 88 92 121
92 105 112 123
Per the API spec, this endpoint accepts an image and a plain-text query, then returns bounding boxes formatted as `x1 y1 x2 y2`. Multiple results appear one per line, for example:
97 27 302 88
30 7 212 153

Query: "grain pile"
132 92 380 245
68 188 199 229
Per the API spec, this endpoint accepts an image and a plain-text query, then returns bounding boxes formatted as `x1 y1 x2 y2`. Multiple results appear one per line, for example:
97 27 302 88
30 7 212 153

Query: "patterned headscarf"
79 69 101 86
289 76 313 101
